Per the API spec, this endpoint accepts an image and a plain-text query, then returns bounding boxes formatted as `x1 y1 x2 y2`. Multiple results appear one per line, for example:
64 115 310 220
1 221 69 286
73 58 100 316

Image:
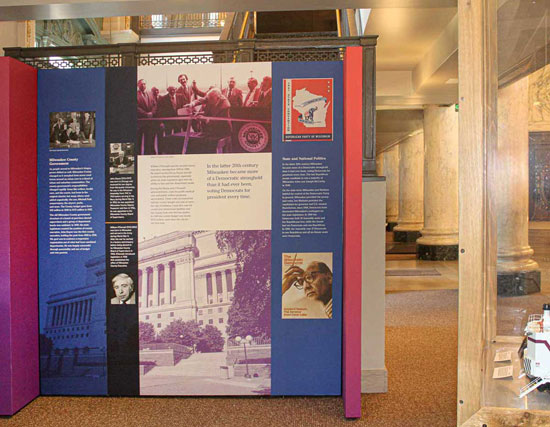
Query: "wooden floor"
529 222 550 294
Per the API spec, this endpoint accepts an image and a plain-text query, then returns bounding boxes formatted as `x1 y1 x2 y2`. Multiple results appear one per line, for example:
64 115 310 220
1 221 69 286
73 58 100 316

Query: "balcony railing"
3 36 378 176
139 13 229 30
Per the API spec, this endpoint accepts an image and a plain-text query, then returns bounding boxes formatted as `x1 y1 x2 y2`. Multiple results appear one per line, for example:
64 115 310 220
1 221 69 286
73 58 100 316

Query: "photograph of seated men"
109 143 135 175
282 253 333 319
49 111 96 149
110 273 136 305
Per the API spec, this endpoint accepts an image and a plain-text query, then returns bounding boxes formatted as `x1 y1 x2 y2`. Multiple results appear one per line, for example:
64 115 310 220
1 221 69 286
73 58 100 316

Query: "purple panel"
0 57 39 416
0 57 13 417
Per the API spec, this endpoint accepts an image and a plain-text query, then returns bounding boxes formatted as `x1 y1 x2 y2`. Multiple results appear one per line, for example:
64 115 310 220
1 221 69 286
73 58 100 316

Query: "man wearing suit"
258 76 272 108
176 74 194 107
137 79 156 155
157 86 179 134
112 151 133 168
110 273 136 305
80 112 95 143
187 88 232 151
244 78 261 107
51 116 66 145
222 77 243 108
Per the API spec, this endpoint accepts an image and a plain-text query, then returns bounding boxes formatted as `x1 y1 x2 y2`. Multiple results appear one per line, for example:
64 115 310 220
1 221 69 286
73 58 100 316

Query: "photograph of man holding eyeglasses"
281 253 333 319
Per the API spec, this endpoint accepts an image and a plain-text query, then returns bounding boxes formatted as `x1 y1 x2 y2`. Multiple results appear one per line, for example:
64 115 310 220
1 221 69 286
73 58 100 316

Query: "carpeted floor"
0 290 458 427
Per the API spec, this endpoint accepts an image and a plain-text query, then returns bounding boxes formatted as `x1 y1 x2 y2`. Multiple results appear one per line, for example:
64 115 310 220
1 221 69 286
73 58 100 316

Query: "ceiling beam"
411 12 457 95
0 0 457 22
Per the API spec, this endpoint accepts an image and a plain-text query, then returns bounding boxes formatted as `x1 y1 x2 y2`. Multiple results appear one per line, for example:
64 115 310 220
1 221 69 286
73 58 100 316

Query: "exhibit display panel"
458 0 550 424
36 61 344 398
0 57 39 416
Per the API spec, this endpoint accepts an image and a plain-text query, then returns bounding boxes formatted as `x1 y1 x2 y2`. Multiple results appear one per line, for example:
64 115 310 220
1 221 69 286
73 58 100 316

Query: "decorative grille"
137 54 215 66
17 55 122 69
255 49 343 62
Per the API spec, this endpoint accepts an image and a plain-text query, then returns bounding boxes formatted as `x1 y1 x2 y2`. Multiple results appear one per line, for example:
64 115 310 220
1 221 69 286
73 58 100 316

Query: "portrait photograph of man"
281 252 333 319
109 143 135 175
111 273 136 305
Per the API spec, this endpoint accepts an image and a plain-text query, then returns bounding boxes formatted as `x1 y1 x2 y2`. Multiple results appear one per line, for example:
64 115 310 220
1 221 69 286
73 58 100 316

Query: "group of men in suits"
50 111 95 147
137 74 273 155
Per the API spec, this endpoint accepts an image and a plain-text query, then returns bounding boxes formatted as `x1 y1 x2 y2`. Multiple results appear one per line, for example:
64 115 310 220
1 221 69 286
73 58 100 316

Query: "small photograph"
109 143 135 175
110 273 136 305
49 111 96 149
283 78 333 142
282 252 333 319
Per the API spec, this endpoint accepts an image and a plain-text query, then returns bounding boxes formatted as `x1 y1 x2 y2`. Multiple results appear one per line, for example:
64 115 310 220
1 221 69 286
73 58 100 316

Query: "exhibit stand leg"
361 178 388 393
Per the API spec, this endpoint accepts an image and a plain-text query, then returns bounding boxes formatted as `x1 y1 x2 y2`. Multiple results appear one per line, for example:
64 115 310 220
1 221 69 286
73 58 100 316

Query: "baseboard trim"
361 367 388 393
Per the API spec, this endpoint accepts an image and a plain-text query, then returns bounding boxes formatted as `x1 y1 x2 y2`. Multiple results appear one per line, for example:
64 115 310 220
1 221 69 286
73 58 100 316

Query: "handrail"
4 36 377 60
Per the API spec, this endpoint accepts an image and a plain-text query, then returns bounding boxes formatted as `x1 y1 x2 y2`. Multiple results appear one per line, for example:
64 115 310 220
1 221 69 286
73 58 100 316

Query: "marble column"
0 21 34 54
393 131 424 242
496 77 540 296
383 146 400 231
376 154 384 177
417 105 459 260
101 17 139 44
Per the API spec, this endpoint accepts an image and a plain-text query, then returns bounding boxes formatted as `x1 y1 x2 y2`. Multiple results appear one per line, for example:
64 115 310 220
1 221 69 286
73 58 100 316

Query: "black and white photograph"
110 273 136 305
49 111 96 149
109 143 135 175
136 63 272 156
138 230 271 395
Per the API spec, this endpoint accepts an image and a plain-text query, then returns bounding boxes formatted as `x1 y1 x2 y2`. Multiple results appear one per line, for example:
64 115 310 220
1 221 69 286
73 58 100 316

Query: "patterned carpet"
0 290 459 427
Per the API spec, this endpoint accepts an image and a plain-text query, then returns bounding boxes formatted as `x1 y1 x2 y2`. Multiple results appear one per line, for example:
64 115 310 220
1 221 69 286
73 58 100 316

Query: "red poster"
283 78 333 142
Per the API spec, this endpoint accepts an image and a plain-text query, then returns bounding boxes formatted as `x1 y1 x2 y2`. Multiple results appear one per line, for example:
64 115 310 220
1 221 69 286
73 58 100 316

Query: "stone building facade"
138 230 237 336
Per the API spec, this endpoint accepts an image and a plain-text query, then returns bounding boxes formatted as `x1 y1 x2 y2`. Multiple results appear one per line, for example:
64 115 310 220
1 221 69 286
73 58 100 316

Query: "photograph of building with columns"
39 255 107 396
138 230 271 395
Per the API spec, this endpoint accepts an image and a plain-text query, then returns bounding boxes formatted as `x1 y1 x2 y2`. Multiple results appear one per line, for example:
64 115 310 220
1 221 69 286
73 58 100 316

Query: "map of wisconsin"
292 88 331 128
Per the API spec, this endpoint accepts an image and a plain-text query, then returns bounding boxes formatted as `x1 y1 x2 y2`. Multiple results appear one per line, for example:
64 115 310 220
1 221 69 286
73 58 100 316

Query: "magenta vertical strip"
342 46 363 418
0 57 13 417
0 57 39 416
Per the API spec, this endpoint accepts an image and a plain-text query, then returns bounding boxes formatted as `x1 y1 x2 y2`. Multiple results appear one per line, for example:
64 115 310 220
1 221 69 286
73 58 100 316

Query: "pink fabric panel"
342 46 363 419
0 57 38 416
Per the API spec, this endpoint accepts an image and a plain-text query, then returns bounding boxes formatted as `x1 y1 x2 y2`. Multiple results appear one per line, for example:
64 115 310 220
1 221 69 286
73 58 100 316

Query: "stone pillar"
175 253 196 302
0 20 35 54
159 264 166 305
174 233 199 310
46 307 52 328
101 17 139 44
417 105 459 260
61 304 67 325
393 131 424 242
496 77 540 295
383 146 399 231
167 262 173 305
152 265 160 306
138 269 143 301
88 299 93 322
376 154 384 177
221 270 228 302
